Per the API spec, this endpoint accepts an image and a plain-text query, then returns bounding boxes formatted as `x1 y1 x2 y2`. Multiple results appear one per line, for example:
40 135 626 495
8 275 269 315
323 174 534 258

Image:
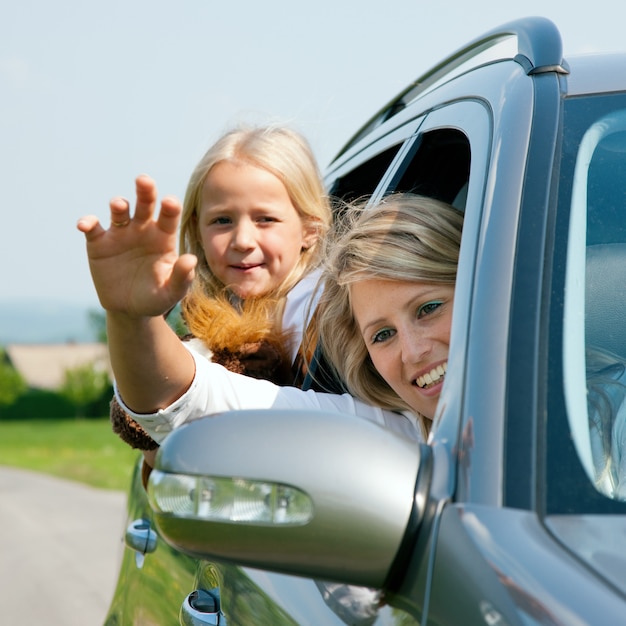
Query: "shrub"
0 355 27 416
60 362 111 418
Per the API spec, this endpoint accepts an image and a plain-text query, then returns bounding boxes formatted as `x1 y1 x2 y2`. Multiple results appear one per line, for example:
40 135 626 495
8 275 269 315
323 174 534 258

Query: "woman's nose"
400 331 430 365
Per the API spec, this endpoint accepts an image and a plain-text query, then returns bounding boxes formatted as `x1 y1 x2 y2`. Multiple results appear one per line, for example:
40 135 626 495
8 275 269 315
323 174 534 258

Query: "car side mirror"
148 409 430 589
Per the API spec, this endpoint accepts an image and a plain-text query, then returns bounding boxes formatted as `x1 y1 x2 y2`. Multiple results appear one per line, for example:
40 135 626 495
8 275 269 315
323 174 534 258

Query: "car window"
401 102 492 457
328 143 403 204
560 95 626 506
386 128 471 209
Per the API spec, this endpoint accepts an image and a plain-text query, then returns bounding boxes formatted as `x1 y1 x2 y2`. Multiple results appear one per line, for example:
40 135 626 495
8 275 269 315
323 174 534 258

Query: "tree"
88 308 107 343
60 362 110 418
0 353 27 414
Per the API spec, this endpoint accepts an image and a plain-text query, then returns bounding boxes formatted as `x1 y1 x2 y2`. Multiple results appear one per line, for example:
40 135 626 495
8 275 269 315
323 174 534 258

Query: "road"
0 466 127 625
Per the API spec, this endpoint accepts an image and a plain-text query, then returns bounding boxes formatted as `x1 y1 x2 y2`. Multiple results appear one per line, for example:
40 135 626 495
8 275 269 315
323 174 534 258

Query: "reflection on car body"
104 16 626 625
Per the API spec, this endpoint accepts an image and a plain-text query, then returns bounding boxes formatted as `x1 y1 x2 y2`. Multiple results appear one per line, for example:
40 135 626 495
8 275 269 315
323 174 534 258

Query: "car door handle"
124 518 157 568
180 588 227 625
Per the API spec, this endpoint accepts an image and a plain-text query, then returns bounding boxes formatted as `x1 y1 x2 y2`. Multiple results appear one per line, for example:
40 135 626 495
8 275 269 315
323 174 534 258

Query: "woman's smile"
350 278 454 419
415 362 448 390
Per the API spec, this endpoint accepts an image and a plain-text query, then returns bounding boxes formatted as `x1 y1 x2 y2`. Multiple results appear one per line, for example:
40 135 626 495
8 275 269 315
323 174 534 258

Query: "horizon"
0 299 100 345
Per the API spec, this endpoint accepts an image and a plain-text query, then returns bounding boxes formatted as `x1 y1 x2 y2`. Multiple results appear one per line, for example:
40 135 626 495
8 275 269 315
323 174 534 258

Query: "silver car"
105 16 626 625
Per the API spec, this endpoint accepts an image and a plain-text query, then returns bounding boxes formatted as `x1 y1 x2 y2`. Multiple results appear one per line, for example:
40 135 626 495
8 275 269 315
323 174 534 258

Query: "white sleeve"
282 269 322 362
115 342 423 444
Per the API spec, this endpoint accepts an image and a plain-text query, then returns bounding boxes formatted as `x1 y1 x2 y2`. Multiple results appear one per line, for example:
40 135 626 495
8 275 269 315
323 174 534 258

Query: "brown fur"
181 285 293 351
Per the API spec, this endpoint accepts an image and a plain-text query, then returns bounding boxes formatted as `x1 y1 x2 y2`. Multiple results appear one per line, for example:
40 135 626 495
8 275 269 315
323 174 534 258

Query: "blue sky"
2 0 626 307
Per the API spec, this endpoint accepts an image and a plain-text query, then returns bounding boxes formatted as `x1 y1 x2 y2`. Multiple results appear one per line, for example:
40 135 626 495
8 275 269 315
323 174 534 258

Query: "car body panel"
417 504 626 625
104 460 199 625
565 53 626 96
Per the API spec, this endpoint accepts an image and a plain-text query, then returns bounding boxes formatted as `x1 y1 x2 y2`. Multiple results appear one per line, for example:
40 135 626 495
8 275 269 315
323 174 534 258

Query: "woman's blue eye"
372 328 395 344
211 217 231 225
417 300 443 318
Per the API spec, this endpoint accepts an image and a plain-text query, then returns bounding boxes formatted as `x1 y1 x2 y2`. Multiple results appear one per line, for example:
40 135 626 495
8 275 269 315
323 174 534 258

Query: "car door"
104 458 200 625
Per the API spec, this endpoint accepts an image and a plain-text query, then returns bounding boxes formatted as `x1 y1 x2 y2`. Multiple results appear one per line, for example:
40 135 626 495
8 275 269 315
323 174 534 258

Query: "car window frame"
371 100 494 500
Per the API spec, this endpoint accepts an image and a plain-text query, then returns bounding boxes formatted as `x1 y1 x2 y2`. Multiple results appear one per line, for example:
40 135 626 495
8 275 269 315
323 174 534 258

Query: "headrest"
585 243 626 359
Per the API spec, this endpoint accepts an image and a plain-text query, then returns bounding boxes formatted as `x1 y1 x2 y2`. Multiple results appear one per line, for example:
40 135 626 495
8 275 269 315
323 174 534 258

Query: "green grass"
0 418 139 491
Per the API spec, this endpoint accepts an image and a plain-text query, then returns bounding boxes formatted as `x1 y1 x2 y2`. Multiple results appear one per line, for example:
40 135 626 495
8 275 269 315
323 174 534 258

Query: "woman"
77 191 463 444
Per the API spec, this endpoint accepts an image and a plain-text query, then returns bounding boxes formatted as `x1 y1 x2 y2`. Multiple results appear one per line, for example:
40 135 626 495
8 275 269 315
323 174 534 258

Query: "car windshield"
556 92 626 513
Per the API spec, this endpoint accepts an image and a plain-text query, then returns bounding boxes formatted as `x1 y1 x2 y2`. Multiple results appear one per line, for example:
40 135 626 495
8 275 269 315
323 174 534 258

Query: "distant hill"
0 300 100 344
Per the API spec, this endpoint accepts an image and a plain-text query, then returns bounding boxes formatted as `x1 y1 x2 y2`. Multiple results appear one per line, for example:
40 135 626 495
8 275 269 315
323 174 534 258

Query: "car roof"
332 16 567 162
331 17 626 167
564 53 626 96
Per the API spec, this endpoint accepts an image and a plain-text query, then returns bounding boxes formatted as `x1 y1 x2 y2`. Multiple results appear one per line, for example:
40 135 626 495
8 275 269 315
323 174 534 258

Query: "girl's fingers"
76 215 104 240
157 195 183 235
133 174 159 223
170 254 198 296
109 197 131 228
82 176 181 244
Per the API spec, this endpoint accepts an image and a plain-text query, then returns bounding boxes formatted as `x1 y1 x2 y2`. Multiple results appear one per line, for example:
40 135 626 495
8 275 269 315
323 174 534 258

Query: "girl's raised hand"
77 175 197 318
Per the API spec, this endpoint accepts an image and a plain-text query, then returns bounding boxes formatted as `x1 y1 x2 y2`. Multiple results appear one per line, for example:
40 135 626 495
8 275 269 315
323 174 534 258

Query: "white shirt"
115 343 424 444
282 268 322 362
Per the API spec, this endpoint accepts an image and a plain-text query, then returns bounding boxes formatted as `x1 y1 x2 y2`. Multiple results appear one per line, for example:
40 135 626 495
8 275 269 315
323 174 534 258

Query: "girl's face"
197 160 317 298
350 278 454 419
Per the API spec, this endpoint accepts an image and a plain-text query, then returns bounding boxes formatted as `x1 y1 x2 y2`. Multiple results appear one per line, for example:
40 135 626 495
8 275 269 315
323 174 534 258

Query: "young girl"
106 125 331 462
178 124 330 368
78 192 462 444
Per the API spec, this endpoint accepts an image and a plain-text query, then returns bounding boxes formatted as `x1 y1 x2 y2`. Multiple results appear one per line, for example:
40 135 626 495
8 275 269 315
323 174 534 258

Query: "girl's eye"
210 216 231 225
371 327 396 344
417 300 444 319
257 216 278 224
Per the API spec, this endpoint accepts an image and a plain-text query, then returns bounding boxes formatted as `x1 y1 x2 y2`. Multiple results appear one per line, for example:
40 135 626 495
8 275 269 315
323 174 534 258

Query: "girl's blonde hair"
180 125 331 298
179 125 331 346
317 193 463 414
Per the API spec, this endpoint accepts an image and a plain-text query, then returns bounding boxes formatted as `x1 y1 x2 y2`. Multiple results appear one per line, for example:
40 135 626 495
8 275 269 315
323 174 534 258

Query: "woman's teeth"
416 363 447 389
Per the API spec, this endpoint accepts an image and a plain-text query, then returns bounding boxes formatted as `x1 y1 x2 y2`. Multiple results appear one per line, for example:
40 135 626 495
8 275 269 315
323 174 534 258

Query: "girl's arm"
106 312 194 413
77 175 196 412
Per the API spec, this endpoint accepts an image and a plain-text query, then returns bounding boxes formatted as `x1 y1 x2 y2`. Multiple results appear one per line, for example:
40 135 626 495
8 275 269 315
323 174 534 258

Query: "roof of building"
4 343 112 390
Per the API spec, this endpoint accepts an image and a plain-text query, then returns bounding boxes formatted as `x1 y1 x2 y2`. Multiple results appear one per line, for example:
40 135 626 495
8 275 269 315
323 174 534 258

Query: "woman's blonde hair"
179 125 332 345
317 193 464 414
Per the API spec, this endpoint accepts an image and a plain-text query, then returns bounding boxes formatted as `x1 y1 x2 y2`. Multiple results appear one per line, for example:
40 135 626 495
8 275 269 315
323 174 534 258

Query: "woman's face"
350 278 454 419
197 160 317 298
